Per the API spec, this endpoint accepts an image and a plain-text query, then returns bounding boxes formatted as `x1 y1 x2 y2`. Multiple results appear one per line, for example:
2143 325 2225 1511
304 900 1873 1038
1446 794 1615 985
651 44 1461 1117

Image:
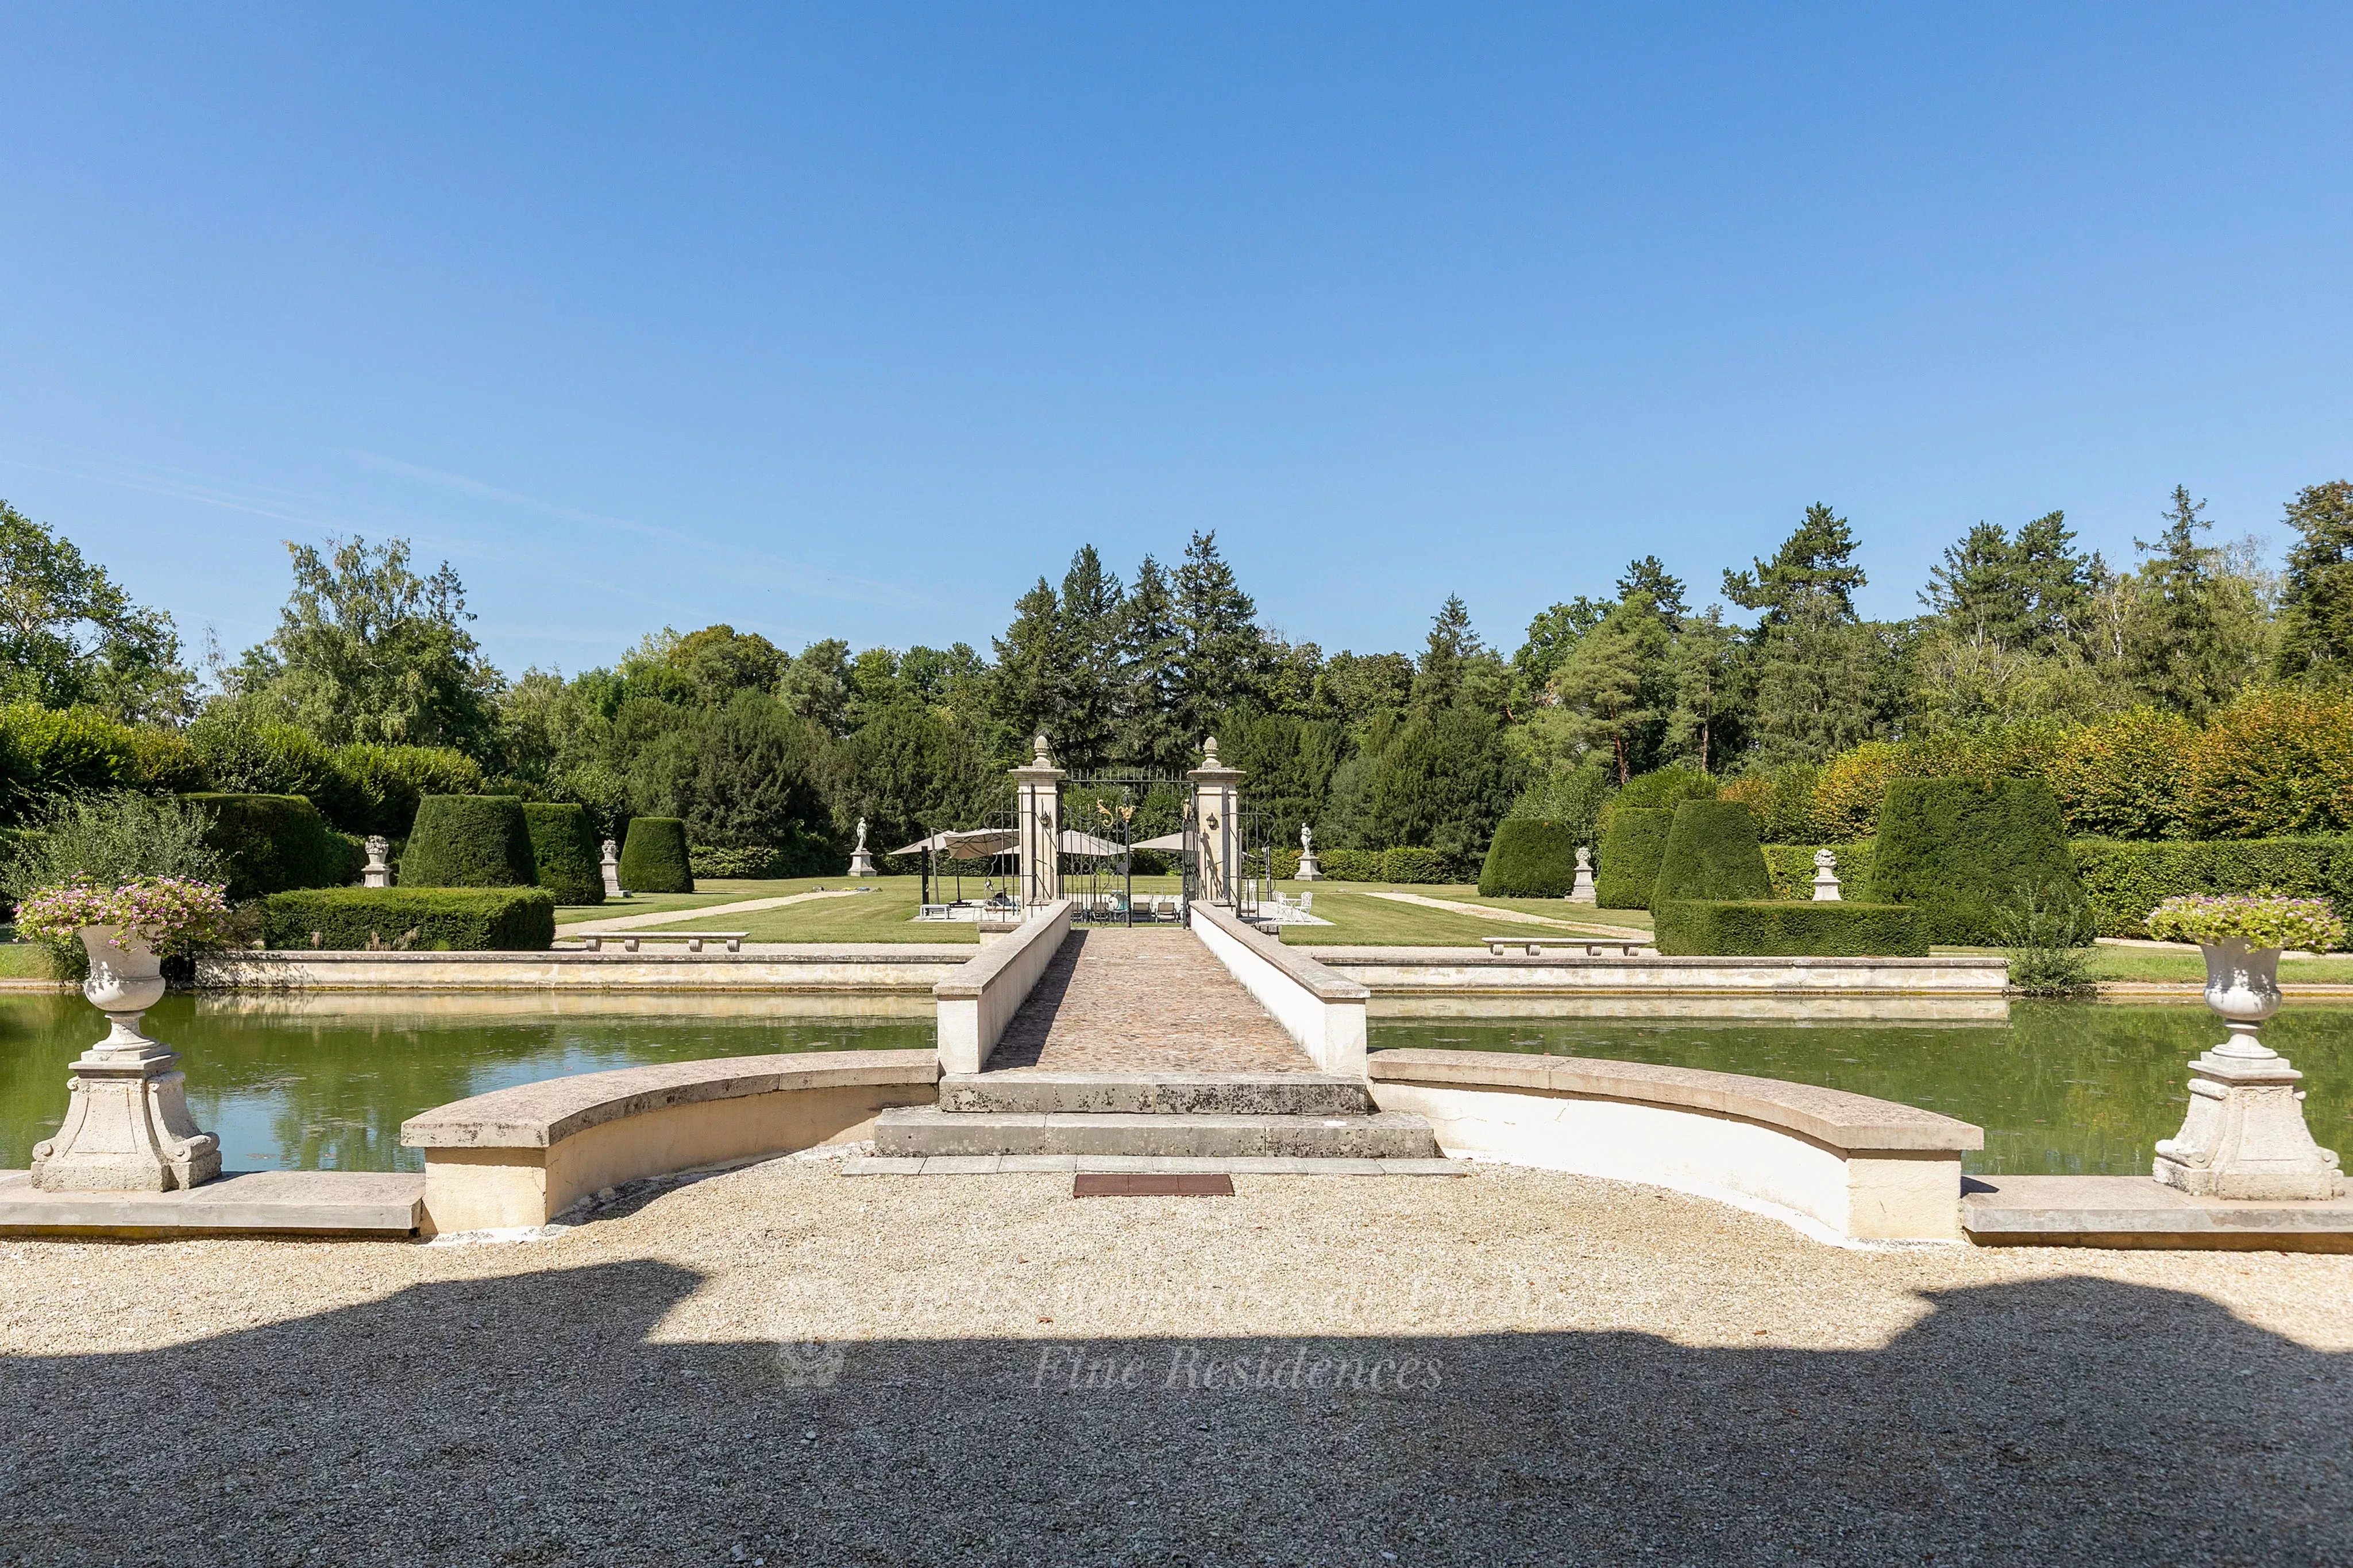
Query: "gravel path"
3 1157 2348 1566
555 889 864 936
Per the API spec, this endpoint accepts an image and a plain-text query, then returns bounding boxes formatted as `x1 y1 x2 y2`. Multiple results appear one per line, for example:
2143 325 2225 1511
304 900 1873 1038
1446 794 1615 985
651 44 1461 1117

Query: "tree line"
2 477 2348 865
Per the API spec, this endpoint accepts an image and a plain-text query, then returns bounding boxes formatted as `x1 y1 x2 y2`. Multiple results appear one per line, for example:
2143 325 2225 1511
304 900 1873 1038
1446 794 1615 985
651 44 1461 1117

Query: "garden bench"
574 929 750 953
1481 935 1649 957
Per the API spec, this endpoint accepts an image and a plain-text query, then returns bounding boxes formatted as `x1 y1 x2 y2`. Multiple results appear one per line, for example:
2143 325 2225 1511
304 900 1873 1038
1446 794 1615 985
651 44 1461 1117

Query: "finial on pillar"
1032 733 1054 767
1201 736 1220 764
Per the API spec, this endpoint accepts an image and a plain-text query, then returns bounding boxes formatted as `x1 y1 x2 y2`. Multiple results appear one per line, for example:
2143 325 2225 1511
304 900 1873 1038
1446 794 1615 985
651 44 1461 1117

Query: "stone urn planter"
2146 901 2347 1201
17 878 232 1192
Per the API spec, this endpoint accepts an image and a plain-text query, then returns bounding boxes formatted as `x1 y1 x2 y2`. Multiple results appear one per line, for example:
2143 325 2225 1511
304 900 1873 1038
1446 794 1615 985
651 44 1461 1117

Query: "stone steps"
937 1071 1375 1117
874 1106 1441 1161
846 1152 1463 1177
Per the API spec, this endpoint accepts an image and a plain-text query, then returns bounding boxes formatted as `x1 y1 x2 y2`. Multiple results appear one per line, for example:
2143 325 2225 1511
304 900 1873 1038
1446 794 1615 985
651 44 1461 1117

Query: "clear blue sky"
4 5 2349 678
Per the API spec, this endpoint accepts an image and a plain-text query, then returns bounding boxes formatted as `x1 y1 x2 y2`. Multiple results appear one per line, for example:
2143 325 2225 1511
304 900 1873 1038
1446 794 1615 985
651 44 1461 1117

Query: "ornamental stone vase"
2152 939 2346 1200
1568 846 1596 905
28 925 221 1192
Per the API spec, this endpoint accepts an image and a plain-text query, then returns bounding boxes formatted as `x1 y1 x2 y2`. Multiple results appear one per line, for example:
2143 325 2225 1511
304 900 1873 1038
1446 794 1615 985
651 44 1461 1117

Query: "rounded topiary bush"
398 795 538 888
522 802 604 905
1479 818 1581 898
181 792 363 899
618 816 693 894
1865 776 2086 944
1594 808 1674 909
1650 800 1772 912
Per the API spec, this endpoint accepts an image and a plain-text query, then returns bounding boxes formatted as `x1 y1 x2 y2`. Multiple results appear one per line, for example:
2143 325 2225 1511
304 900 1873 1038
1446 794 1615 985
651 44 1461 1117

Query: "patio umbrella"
1130 831 1187 852
1057 828 1126 858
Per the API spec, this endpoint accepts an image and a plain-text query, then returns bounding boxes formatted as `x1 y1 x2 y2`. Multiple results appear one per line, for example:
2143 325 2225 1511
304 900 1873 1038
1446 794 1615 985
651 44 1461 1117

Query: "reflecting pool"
1373 1003 2353 1175
3 993 2347 1177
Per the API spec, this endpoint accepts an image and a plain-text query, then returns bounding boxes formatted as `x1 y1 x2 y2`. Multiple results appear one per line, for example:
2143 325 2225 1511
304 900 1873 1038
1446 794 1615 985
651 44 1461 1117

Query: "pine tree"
2121 486 2266 719
1055 544 1125 771
990 578 1068 758
1548 594 1662 784
2275 480 2353 682
1117 555 1186 773
1668 606 1737 773
1615 556 1688 629
1172 531 1264 741
1411 594 1481 711
1723 503 1867 624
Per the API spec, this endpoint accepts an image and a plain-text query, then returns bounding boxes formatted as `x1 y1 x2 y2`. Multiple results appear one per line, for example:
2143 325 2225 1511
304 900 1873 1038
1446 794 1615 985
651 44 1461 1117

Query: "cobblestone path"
983 928 1316 1072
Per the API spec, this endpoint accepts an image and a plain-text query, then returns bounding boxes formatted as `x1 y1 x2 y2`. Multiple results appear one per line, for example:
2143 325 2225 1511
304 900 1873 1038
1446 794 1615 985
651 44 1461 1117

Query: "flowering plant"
2146 893 2346 954
13 876 234 955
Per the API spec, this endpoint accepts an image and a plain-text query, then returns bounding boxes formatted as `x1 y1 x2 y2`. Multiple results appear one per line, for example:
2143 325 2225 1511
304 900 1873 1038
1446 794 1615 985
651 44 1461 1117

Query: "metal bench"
575 930 750 953
1481 935 1650 957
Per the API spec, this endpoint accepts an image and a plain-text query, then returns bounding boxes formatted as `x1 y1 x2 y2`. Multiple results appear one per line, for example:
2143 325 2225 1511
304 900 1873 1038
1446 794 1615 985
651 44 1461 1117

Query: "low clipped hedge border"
1303 847 1459 884
1479 818 1581 898
524 802 604 905
619 816 694 894
690 844 783 879
2069 835 2353 939
400 795 538 888
1650 801 1772 911
183 792 364 900
1654 899 1927 957
1762 843 1877 902
261 887 556 951
1594 808 1674 910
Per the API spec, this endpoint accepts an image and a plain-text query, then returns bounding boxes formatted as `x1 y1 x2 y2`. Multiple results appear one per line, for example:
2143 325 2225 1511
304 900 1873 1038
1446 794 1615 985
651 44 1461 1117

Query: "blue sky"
3 5 2349 678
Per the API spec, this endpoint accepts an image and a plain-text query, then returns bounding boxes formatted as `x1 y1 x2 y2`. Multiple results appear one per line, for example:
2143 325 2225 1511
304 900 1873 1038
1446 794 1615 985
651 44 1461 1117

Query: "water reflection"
1373 1002 2353 1175
0 992 933 1173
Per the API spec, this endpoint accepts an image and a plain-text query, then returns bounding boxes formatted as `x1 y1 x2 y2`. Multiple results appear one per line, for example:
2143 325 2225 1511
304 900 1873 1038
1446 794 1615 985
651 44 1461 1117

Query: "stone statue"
600 838 624 899
855 817 869 851
848 814 878 877
1568 845 1596 904
1296 821 1324 882
1301 824 1313 851
363 835 392 889
1811 847 1842 902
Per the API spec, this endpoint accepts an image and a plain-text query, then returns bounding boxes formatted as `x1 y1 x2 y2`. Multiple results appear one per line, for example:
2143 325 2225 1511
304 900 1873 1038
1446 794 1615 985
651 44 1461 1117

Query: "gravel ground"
2 1157 2348 1567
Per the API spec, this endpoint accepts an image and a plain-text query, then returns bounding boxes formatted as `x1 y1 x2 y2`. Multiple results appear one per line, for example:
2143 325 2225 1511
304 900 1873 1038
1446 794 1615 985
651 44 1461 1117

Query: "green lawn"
1280 889 1537 947
554 875 880 925
1938 944 2353 986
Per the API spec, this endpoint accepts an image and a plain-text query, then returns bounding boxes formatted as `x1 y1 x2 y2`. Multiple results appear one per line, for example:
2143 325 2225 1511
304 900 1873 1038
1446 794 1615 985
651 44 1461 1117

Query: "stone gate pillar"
1188 736 1245 906
1010 733 1064 915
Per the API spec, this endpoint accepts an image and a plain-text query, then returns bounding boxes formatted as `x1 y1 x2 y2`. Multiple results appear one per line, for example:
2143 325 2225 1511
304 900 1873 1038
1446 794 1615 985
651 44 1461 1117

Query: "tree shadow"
2 1263 2344 1565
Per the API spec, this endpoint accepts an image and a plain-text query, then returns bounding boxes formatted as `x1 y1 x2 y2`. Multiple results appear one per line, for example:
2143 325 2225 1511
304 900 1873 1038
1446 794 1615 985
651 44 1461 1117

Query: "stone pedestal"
1010 735 1066 914
362 835 392 889
601 839 624 899
1811 848 1842 902
847 816 878 878
1297 848 1323 882
30 928 220 1193
2153 941 2345 1200
1568 847 1596 905
1189 737 1245 906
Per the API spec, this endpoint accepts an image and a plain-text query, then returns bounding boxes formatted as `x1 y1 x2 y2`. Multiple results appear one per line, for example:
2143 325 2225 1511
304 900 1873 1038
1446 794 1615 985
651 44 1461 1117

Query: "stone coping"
1367 1048 1983 1155
0 1169 422 1235
1318 948 2008 971
400 1048 939 1150
932 901 1075 1001
1191 903 1370 1002
211 945 973 967
1961 1174 2353 1249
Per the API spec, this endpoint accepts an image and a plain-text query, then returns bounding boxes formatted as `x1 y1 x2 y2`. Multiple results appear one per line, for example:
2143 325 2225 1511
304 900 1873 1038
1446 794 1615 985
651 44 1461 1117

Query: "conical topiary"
1650 800 1773 912
618 816 694 894
1593 807 1674 910
522 802 604 905
398 795 538 887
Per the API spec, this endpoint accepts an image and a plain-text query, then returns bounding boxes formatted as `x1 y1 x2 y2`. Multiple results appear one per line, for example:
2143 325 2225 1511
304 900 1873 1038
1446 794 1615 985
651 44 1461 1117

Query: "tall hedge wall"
618 816 694 894
1866 777 2086 944
1479 819 1580 897
1594 808 1674 910
523 802 604 905
261 887 555 951
399 795 538 888
2069 836 2353 939
1650 801 1772 910
1762 843 1876 902
181 792 363 900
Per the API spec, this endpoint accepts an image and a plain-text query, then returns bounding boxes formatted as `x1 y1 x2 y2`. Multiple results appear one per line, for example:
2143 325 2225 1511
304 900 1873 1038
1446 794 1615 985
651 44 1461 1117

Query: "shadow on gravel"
2 1262 2344 1566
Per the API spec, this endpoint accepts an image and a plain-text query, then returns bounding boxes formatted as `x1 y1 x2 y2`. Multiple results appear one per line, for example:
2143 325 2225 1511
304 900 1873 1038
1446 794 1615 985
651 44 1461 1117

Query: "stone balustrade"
1190 902 1370 1075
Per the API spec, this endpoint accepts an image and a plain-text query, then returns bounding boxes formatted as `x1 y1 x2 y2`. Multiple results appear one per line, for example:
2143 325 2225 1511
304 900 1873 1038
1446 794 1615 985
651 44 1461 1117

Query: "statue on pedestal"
1296 822 1323 882
1568 845 1596 904
600 837 624 899
363 835 392 889
848 816 878 877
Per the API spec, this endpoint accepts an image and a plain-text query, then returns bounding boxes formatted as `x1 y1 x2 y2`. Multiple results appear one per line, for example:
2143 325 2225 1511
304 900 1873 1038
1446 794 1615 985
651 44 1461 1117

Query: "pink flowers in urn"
15 876 232 954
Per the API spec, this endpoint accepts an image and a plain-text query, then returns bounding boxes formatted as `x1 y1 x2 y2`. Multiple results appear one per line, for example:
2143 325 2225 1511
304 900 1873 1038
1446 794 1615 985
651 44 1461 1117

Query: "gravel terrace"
2 1157 2348 1567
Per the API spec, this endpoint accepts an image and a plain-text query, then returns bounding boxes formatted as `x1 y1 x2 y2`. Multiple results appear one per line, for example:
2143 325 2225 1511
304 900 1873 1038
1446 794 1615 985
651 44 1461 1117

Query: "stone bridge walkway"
983 928 1316 1073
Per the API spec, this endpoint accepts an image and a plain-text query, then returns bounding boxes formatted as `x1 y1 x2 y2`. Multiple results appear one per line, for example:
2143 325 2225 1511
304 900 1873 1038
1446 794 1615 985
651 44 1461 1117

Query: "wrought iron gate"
1059 771 1191 926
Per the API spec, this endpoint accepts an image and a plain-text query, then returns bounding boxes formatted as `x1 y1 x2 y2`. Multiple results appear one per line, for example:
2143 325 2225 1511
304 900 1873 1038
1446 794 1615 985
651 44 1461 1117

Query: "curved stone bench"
400 1049 939 1234
1367 1049 1982 1242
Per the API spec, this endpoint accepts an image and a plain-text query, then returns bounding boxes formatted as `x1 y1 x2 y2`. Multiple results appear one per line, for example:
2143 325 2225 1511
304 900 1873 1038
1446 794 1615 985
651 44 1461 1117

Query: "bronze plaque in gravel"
1073 1174 1235 1198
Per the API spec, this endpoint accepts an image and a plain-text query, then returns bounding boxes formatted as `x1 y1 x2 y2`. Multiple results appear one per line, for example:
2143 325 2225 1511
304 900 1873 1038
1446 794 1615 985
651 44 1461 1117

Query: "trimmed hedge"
1479 818 1581 897
1762 843 1876 902
1866 777 2085 945
619 816 694 893
523 802 604 905
1654 899 1927 957
261 886 556 951
399 795 538 888
690 844 782 879
2069 835 2353 939
1382 847 1453 885
1594 808 1675 909
1651 801 1772 910
182 792 363 900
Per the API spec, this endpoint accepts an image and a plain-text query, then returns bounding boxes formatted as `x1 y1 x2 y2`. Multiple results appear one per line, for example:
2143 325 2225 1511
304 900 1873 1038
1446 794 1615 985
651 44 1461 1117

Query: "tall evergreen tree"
990 578 1068 757
1117 555 1186 773
1055 544 1125 771
1411 594 1481 711
1615 556 1688 629
1723 503 1867 624
1548 593 1665 784
2123 486 2267 719
1172 531 1264 742
1667 606 1738 773
2275 479 2353 682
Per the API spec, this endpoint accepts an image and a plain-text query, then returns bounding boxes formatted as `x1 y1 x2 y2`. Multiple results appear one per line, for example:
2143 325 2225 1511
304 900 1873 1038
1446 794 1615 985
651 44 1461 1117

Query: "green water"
3 995 2347 1177
0 994 932 1174
1374 1004 2353 1175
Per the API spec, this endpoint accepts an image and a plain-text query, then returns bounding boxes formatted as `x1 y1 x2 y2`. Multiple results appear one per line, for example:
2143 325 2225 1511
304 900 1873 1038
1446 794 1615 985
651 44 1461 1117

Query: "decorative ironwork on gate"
1059 770 1192 926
